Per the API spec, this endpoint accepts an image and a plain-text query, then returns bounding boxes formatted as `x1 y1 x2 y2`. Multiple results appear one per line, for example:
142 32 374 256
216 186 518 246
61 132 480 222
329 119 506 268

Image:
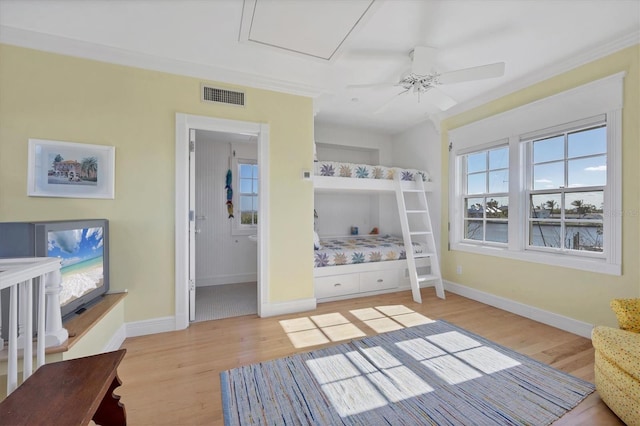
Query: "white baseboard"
259 297 317 318
444 280 594 339
104 324 127 352
126 316 176 338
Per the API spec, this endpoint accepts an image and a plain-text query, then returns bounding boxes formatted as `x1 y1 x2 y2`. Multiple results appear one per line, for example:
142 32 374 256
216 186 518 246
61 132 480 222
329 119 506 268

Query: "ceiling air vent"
201 84 245 107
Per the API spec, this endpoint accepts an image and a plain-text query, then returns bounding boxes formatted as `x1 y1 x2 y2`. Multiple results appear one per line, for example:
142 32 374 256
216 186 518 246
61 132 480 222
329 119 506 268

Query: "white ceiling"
1 0 639 134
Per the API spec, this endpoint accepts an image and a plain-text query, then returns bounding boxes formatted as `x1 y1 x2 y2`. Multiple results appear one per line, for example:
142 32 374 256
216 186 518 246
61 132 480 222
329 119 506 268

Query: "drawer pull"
334 283 342 287
377 279 384 283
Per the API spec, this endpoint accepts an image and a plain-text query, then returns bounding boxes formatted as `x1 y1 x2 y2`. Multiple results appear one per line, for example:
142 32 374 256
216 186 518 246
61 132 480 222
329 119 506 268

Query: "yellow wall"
0 44 315 323
441 45 640 328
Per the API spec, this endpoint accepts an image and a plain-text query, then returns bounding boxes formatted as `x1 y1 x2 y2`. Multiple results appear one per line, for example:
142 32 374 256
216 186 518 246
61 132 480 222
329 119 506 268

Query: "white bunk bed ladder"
394 173 445 303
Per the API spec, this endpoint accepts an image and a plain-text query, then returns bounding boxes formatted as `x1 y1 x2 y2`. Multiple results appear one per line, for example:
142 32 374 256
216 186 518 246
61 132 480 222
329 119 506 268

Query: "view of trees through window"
528 125 606 252
463 146 509 243
461 125 606 254
238 162 258 226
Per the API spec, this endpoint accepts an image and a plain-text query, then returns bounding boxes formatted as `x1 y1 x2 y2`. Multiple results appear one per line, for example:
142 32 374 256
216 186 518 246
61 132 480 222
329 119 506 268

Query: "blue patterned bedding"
314 161 429 182
314 234 426 268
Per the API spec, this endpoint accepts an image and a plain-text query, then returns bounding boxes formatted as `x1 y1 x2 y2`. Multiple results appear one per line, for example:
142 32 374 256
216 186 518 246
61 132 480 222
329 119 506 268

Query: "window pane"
240 195 253 211
533 135 564 163
464 220 483 240
252 179 259 193
529 222 561 248
466 152 486 173
568 126 606 158
533 161 564 190
488 170 509 193
530 193 561 219
486 197 508 218
467 172 486 194
240 178 253 193
251 164 259 179
486 221 508 243
489 147 508 170
239 164 253 178
565 191 604 217
568 155 606 188
566 223 603 252
465 197 484 218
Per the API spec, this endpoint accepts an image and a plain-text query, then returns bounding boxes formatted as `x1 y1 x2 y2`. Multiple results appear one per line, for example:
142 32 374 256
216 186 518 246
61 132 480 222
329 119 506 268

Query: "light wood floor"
118 289 622 425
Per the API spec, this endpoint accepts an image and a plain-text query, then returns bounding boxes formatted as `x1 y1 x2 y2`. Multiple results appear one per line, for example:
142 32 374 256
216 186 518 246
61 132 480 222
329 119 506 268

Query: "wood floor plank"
117 290 623 425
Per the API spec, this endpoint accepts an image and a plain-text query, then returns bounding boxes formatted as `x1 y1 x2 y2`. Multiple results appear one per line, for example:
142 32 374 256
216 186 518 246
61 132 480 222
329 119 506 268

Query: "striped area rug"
220 320 595 425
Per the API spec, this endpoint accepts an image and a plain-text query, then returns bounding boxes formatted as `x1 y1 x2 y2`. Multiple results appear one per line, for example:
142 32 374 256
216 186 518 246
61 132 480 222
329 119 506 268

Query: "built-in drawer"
315 273 360 299
360 269 398 292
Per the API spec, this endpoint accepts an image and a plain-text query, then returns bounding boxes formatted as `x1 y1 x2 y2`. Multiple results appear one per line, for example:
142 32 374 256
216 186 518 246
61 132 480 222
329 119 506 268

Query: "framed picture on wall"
27 139 115 199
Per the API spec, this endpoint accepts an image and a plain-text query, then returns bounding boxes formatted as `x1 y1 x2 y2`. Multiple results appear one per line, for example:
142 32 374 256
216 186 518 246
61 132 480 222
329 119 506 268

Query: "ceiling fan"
349 46 505 113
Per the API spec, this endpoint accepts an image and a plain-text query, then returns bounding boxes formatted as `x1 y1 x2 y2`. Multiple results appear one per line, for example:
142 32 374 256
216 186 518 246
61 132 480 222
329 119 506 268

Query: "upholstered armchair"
591 298 640 426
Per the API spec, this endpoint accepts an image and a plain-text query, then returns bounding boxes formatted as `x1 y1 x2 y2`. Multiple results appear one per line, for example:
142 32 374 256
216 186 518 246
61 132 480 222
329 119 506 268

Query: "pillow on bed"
314 231 320 250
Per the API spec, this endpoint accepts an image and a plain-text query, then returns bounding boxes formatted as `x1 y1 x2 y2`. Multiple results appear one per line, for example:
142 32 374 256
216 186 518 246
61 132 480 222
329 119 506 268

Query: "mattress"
314 234 426 268
314 161 429 182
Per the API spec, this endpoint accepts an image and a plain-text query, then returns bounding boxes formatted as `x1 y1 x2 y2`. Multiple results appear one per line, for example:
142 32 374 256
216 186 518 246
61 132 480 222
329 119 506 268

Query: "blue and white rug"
221 320 594 425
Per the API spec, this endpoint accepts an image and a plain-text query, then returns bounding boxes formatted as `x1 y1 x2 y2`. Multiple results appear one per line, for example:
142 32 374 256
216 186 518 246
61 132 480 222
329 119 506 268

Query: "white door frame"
175 113 269 329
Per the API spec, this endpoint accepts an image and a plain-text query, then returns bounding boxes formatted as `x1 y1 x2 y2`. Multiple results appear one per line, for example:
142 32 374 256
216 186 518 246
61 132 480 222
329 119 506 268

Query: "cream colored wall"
441 45 640 328
0 44 315 322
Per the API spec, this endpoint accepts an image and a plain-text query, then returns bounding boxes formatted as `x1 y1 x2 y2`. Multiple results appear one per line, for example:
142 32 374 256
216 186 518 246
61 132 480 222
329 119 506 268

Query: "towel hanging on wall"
225 169 234 218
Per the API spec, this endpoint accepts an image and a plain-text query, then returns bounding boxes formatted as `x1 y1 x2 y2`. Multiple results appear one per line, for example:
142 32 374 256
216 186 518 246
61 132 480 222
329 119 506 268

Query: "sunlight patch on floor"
280 305 434 349
322 323 367 342
306 348 434 416
301 326 523 418
310 312 350 327
286 328 330 348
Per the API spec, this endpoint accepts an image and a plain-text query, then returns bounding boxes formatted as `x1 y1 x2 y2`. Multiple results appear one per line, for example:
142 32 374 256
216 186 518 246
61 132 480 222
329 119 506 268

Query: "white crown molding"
0 25 324 98
436 30 640 123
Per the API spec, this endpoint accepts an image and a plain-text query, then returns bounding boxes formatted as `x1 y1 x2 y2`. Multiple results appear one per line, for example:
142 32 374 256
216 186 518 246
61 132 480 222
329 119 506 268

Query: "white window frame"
459 141 510 247
449 72 624 275
523 117 606 257
231 158 258 236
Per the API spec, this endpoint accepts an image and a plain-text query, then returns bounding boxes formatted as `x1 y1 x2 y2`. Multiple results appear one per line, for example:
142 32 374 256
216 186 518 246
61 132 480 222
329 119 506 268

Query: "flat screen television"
0 219 109 322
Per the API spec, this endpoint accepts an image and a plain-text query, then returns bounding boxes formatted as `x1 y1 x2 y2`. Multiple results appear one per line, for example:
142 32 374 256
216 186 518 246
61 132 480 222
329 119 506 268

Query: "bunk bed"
313 160 436 302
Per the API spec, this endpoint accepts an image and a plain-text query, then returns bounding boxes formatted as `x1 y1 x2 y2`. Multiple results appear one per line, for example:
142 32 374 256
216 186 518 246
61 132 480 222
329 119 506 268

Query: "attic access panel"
239 0 376 61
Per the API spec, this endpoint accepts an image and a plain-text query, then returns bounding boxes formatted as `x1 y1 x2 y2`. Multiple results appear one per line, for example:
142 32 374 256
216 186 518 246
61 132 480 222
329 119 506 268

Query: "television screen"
47 226 105 308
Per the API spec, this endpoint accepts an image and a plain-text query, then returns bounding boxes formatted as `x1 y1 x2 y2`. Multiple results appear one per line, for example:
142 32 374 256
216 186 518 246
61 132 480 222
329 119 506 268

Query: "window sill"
450 242 621 276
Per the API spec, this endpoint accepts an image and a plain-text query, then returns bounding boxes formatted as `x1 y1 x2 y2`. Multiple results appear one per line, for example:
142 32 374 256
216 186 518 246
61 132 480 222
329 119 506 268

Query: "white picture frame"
27 139 115 199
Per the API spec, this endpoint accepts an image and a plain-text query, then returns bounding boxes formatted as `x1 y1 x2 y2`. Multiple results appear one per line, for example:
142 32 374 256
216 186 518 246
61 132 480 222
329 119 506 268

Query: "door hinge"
189 279 195 291
448 142 453 152
189 210 195 221
189 129 196 152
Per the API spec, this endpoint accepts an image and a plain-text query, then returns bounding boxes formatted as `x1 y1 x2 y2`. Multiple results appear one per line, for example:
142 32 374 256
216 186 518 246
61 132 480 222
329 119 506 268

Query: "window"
526 125 605 254
448 73 623 275
462 146 509 244
237 161 258 227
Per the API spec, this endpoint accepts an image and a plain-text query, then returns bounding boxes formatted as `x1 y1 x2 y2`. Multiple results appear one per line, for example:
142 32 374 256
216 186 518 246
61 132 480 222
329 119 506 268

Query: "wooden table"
0 349 126 425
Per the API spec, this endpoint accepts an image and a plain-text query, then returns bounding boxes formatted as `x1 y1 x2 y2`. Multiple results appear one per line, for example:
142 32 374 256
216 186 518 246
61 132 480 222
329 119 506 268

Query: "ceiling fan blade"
411 46 437 75
373 90 408 115
438 62 505 85
347 82 397 90
424 87 457 111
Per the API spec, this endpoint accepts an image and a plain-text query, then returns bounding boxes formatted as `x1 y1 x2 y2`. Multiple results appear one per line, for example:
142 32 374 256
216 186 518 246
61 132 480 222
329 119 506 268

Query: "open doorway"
192 130 258 321
175 113 269 329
